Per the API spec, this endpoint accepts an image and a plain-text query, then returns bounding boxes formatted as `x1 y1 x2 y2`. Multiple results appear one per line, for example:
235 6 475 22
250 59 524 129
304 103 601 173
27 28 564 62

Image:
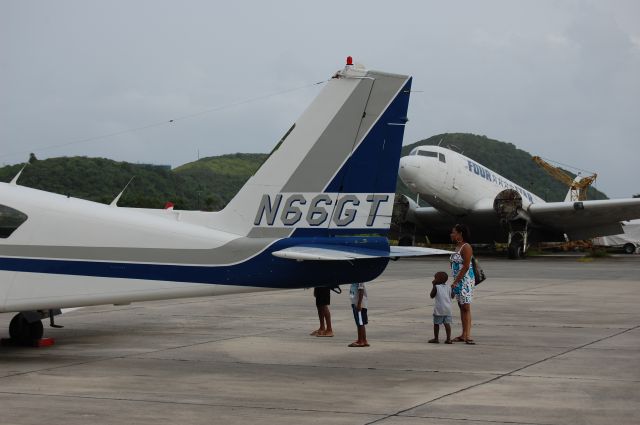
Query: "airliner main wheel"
508 241 524 259
9 313 44 344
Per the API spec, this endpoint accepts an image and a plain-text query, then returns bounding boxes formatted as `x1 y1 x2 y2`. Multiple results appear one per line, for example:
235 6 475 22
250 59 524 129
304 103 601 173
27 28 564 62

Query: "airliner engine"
493 189 522 223
493 189 528 259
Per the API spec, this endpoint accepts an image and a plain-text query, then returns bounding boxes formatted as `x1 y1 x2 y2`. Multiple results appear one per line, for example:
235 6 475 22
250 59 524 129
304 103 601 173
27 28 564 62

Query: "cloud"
1 1 639 197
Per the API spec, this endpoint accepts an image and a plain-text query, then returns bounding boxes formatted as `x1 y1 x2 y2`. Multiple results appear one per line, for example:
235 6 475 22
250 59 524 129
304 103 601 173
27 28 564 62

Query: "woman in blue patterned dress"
450 224 476 344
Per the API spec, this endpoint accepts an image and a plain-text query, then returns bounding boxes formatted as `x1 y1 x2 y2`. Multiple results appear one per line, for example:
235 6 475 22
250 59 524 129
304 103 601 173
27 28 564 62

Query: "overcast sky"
1 0 638 197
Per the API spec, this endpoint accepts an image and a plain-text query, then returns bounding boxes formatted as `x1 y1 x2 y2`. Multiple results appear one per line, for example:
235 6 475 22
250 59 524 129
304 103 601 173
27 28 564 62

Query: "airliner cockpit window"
0 205 28 238
439 153 446 163
418 151 438 158
410 148 418 155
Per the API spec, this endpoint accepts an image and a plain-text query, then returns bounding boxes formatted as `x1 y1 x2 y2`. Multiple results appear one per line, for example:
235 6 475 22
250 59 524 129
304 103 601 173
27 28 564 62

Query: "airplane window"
0 205 28 238
410 148 418 155
418 151 438 158
439 153 446 163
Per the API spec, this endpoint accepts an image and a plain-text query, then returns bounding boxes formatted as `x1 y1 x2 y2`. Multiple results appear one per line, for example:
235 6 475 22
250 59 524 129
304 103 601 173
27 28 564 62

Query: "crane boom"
532 156 597 201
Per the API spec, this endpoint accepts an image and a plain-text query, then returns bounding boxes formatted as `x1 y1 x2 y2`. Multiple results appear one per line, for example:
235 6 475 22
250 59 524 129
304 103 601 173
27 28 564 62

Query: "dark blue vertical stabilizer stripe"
325 78 412 193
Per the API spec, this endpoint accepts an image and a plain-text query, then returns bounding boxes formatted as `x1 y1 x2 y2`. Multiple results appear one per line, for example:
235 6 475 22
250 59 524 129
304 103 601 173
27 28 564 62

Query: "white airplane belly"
0 270 17 311
0 272 275 312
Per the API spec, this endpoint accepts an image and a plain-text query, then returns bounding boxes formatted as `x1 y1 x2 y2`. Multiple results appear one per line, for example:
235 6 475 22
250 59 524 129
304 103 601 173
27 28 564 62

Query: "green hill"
0 153 266 211
174 153 266 176
0 134 609 210
173 153 268 208
398 133 608 203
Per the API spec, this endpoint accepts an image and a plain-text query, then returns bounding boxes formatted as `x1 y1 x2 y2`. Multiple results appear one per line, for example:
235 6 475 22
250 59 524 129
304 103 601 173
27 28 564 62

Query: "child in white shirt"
429 271 453 344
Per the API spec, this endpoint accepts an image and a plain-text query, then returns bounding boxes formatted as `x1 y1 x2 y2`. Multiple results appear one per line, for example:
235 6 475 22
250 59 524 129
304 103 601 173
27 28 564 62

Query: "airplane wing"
407 202 506 243
410 206 458 228
528 198 640 239
404 195 640 242
272 245 451 261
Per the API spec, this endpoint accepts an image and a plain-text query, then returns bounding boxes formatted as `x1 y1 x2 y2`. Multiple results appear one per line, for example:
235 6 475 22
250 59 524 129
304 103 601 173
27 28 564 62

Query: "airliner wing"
410 206 458 228
272 245 451 261
409 203 504 243
404 195 496 230
529 198 640 239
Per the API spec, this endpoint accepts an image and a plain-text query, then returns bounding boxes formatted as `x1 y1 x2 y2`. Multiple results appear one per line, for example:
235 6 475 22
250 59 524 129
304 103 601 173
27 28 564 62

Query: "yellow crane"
532 156 597 201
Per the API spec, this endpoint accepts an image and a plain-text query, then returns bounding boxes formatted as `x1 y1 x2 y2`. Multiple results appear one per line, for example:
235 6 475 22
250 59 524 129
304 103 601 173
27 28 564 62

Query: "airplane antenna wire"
0 80 328 162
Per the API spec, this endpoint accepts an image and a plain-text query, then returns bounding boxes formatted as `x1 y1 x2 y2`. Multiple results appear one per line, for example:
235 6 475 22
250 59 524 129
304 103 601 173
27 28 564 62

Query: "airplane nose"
398 156 420 188
399 156 421 170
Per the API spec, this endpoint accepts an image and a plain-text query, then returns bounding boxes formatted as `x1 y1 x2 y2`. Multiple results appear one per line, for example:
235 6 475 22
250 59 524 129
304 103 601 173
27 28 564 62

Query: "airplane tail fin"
212 61 412 238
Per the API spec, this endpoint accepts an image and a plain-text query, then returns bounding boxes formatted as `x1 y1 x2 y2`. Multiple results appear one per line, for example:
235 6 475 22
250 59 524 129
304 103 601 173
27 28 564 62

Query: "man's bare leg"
311 305 325 336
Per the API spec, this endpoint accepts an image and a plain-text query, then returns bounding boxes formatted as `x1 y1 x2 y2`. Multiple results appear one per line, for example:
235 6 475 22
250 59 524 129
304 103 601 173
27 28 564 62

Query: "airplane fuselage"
0 63 418 318
0 183 389 312
397 144 640 253
399 145 544 217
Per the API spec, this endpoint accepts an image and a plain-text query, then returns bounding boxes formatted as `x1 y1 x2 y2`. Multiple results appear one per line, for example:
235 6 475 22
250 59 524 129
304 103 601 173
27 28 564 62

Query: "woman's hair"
454 223 471 242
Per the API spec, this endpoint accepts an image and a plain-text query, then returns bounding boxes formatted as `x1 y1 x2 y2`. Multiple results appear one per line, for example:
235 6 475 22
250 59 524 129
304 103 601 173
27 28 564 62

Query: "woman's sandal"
452 336 465 342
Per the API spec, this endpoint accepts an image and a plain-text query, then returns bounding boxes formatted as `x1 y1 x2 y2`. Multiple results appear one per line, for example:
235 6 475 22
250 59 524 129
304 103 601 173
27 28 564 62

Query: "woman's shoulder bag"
472 256 486 286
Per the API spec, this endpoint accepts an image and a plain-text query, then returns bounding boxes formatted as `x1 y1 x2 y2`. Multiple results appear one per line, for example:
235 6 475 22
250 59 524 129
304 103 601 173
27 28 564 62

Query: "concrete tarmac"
1 256 639 425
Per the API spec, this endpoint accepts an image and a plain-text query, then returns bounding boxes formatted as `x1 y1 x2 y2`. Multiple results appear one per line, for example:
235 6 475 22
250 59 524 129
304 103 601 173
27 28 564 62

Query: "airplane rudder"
325 76 412 195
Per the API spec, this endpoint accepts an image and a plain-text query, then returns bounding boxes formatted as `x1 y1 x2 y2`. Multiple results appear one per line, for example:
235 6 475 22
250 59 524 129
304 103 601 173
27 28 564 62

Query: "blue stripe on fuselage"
0 237 390 288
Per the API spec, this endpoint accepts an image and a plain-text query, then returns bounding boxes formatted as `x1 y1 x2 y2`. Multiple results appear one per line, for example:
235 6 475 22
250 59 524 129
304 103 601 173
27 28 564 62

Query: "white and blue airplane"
397 145 640 258
0 60 449 343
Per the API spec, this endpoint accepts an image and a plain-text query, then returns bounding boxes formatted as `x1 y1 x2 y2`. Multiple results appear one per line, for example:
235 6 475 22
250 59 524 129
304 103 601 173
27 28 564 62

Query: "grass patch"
525 247 544 256
582 249 610 260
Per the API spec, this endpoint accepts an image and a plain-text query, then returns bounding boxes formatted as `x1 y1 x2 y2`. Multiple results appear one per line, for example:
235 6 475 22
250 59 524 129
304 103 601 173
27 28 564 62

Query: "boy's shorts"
433 315 452 325
352 305 368 326
314 287 331 306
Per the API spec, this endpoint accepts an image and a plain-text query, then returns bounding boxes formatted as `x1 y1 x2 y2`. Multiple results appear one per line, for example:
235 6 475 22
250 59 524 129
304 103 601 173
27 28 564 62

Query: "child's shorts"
352 305 368 326
433 315 452 325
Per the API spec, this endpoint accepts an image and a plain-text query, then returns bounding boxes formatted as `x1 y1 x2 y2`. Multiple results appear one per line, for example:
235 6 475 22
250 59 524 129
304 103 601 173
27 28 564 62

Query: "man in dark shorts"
311 287 333 337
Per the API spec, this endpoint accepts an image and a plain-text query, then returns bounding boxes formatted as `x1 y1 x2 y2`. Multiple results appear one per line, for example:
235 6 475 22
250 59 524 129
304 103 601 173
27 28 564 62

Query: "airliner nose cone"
398 156 418 186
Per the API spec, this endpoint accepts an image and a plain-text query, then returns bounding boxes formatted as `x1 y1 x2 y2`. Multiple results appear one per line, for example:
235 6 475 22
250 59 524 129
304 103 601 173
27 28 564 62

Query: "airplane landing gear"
507 230 529 259
508 236 525 259
494 189 529 260
5 310 61 346
9 313 44 345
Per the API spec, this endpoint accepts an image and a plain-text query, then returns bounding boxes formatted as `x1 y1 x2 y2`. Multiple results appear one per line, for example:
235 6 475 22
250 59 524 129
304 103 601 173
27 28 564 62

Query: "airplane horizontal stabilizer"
389 246 453 257
272 245 451 261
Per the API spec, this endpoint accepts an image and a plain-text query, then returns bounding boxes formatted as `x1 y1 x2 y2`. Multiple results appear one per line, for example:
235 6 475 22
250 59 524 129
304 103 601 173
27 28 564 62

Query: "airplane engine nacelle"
493 189 523 223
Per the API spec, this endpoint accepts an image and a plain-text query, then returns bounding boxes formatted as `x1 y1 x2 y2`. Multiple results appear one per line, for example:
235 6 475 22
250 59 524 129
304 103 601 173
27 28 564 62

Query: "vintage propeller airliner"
397 145 640 258
0 59 448 344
